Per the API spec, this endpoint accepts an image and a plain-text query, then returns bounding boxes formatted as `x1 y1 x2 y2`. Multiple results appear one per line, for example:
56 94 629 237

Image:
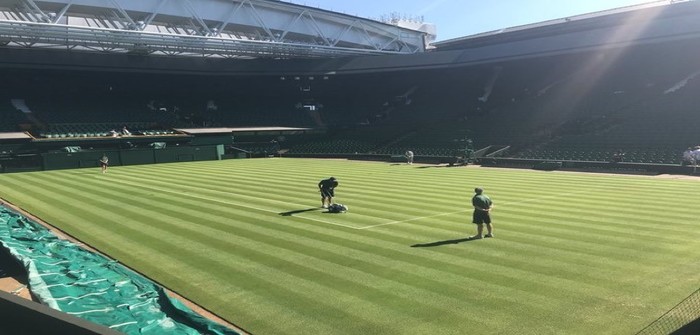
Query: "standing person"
405 150 414 165
318 177 338 208
470 187 494 239
99 154 109 174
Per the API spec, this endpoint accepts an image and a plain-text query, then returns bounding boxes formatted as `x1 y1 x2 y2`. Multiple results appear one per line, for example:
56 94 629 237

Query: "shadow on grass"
417 164 469 169
672 317 700 335
279 208 320 216
71 170 101 174
411 237 477 247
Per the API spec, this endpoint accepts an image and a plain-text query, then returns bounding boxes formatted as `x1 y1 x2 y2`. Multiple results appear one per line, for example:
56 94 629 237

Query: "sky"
283 0 665 41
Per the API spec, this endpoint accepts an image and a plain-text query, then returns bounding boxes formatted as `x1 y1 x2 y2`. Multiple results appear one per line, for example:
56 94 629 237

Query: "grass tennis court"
0 158 698 334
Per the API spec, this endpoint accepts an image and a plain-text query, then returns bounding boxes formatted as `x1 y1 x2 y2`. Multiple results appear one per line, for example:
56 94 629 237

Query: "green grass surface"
0 158 698 334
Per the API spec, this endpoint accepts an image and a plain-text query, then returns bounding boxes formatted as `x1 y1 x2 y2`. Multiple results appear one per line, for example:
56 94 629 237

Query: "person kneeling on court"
327 203 348 213
318 177 338 208
470 187 494 239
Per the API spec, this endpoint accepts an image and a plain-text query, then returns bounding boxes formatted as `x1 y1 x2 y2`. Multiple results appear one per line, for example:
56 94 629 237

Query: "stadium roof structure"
433 0 691 50
0 0 429 59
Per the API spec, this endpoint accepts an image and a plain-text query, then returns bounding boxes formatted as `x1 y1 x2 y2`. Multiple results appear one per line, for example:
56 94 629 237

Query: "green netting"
0 204 240 335
636 288 700 335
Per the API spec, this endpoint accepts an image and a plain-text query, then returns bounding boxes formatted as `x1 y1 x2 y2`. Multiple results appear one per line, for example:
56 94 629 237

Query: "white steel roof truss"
302 11 332 47
244 0 276 42
0 0 423 58
355 20 381 51
214 0 245 37
182 0 211 36
142 0 168 29
51 2 71 24
108 0 136 30
19 0 49 22
278 9 303 41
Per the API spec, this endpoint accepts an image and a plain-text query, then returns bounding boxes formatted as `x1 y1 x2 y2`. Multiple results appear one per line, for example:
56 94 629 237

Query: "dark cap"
330 177 336 180
474 187 483 194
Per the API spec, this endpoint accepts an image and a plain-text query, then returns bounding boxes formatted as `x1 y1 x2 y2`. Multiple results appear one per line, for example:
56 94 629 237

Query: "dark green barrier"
190 135 233 146
43 151 121 170
120 149 155 165
533 161 563 171
41 146 220 171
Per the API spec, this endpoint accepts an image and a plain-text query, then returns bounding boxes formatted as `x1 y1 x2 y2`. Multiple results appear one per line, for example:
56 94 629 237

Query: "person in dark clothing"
318 177 338 208
470 187 494 239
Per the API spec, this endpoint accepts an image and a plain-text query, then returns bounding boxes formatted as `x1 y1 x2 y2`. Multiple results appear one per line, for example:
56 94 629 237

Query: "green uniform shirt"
472 194 492 210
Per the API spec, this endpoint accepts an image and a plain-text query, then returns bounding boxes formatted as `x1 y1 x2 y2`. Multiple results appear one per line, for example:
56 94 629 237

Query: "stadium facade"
2 0 700 173
1 1 700 330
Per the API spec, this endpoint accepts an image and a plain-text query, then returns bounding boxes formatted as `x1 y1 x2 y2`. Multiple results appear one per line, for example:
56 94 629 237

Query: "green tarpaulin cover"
0 204 239 335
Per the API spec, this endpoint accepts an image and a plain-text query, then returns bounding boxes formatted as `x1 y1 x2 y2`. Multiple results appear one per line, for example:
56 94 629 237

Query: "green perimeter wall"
41 145 223 170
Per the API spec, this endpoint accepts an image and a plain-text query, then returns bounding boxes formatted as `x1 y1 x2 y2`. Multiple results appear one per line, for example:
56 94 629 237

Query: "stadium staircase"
0 100 26 132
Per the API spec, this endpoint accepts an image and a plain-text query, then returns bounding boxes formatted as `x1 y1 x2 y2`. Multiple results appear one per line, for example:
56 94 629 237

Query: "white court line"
358 188 597 230
357 210 467 230
107 175 598 231
107 177 363 229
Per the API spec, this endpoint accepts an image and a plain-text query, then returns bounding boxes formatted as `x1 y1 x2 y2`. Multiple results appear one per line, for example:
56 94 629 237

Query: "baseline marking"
104 173 599 231
358 188 597 230
106 176 363 229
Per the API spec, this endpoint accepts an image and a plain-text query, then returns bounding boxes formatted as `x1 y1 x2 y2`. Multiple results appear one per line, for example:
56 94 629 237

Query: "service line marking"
357 188 597 230
107 175 364 229
106 174 598 231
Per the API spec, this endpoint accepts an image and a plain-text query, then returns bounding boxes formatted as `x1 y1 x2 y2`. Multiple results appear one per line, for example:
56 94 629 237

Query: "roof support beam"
0 0 428 58
142 0 169 29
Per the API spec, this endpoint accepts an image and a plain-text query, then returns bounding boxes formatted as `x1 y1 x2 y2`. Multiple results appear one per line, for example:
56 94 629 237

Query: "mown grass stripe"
38 173 616 320
3 177 408 333
9 171 616 312
25 170 542 325
115 166 466 222
1 159 698 334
